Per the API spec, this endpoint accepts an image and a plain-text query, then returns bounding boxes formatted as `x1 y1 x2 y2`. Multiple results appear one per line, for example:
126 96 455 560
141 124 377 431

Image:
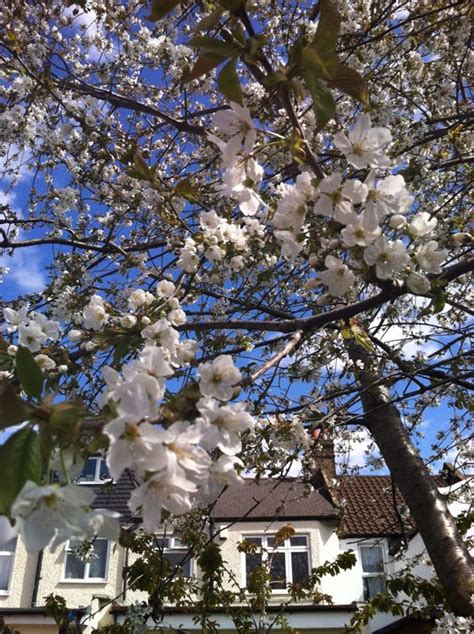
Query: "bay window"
242 534 310 590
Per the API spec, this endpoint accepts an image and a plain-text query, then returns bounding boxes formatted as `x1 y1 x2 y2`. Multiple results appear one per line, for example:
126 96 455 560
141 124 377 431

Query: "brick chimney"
310 427 337 482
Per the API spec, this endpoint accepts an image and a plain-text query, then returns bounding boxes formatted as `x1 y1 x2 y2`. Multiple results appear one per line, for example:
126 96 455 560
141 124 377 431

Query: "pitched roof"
337 475 445 537
337 476 410 537
87 471 443 537
90 469 139 523
213 478 339 521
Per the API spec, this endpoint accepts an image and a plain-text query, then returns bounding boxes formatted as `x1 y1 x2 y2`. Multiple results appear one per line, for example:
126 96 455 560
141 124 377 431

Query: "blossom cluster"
102 348 253 533
0 278 256 547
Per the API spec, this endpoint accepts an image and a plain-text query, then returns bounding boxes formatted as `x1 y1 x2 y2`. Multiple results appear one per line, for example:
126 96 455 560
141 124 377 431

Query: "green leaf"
193 8 224 33
189 36 239 57
16 346 44 400
0 381 31 429
0 427 41 515
150 0 181 20
217 59 243 104
302 66 335 129
38 423 53 467
186 52 228 82
133 151 150 178
311 0 341 59
301 45 338 81
330 63 369 105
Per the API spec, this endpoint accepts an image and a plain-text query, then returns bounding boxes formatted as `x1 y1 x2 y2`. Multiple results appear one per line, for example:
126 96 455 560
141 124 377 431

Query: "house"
0 447 469 634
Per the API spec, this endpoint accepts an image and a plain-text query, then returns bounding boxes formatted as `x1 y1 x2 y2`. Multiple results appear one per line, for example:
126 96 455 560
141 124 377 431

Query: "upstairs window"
154 536 192 578
360 544 386 600
0 538 16 594
64 539 109 582
242 534 310 591
77 456 110 484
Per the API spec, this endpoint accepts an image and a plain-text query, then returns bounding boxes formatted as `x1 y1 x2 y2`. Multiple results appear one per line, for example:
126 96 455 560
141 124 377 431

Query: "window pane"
98 459 110 480
360 546 384 573
65 554 86 579
89 540 108 578
246 552 262 580
154 537 170 549
246 537 262 545
290 536 307 547
165 552 191 577
363 575 386 600
0 539 16 554
0 556 13 591
266 537 275 548
79 458 98 482
269 552 286 589
291 551 309 584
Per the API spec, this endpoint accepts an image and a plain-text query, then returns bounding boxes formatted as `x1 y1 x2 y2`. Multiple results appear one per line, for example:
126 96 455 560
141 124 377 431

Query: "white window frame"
77 456 112 485
359 542 387 601
0 538 16 595
61 539 110 583
154 536 194 578
241 533 311 593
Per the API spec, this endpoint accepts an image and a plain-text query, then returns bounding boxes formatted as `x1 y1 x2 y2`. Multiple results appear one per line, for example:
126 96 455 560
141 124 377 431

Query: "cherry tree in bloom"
0 0 472 624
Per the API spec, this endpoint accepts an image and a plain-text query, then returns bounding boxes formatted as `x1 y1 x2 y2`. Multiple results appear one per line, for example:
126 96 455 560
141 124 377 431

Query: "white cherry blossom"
128 471 197 533
83 294 108 330
416 241 448 273
197 397 255 455
408 212 438 237
319 255 356 296
156 279 175 298
198 354 241 401
11 481 119 552
341 219 381 247
128 289 154 310
274 230 307 259
18 321 47 352
333 114 392 168
105 419 167 479
314 172 364 225
3 306 28 333
407 271 431 295
160 420 212 479
363 172 411 231
212 102 257 155
364 236 410 280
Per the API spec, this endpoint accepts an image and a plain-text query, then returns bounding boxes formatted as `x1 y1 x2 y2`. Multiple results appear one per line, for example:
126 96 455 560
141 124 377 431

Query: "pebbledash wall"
3 475 469 633
1 519 408 633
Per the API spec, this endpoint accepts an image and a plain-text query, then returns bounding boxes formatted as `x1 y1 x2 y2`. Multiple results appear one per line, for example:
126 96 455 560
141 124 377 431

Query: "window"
154 536 192 578
0 538 16 594
64 539 109 581
77 456 110 484
242 534 310 590
360 545 386 600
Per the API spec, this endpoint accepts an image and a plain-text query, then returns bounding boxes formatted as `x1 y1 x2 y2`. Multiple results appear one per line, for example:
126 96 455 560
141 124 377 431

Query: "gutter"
31 549 44 607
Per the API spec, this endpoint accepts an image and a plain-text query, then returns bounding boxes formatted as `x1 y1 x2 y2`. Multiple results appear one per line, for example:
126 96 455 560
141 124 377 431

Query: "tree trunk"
347 340 474 616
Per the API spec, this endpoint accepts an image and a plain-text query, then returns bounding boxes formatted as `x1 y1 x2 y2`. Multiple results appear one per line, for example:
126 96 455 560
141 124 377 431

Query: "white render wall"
34 540 125 610
0 537 39 608
1 517 454 633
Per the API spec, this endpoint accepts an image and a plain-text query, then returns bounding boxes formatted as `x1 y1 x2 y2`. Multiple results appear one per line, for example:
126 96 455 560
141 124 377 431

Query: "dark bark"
347 340 474 616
